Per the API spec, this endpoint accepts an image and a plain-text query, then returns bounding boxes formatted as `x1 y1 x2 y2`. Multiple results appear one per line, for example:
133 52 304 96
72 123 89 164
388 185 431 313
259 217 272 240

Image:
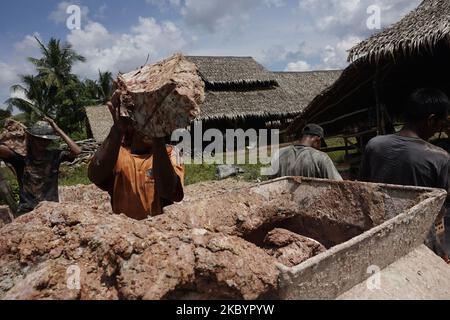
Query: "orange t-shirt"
109 146 184 220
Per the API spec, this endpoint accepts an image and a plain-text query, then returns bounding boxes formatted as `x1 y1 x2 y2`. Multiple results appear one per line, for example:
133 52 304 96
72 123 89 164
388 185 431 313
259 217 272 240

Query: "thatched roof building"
186 56 278 89
85 105 115 144
186 56 340 122
85 56 340 142
348 0 450 63
291 0 450 137
275 71 342 110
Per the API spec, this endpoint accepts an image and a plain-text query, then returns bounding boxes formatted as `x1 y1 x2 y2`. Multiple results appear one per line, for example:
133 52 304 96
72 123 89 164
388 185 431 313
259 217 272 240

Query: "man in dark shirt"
360 88 450 261
0 118 81 216
431 118 450 258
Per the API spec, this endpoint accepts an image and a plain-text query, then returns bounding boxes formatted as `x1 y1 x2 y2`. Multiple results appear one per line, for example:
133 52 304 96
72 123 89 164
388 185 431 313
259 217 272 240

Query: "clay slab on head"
117 53 205 138
0 119 27 156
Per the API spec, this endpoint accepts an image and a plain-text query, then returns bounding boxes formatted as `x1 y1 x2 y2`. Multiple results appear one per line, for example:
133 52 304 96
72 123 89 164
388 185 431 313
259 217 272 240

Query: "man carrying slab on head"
88 87 185 220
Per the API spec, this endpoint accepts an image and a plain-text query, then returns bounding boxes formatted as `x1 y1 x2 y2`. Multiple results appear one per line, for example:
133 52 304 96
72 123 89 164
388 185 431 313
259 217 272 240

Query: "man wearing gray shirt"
271 124 342 180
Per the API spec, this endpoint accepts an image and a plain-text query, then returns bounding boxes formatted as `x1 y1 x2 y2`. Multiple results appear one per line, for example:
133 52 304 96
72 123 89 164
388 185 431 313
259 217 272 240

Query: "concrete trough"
249 177 446 299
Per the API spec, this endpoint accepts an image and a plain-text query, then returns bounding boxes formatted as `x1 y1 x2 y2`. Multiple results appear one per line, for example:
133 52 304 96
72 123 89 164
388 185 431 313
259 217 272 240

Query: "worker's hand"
107 87 130 135
43 116 61 133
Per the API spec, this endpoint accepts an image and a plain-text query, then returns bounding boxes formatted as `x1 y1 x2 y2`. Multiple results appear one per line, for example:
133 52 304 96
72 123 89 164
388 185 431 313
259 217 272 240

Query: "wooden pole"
373 66 386 135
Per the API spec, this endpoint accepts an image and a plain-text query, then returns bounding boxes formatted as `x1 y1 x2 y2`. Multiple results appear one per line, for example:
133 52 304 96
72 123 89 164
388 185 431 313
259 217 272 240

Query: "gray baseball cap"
26 121 59 140
302 124 327 147
302 124 325 138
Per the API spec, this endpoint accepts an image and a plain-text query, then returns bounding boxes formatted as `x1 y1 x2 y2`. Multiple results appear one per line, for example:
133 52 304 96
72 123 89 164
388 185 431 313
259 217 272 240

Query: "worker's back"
272 145 342 180
360 134 450 190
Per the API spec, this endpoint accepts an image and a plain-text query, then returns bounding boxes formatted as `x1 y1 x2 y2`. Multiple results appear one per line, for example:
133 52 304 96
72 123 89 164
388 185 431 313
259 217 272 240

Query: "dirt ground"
0 178 431 300
0 179 327 300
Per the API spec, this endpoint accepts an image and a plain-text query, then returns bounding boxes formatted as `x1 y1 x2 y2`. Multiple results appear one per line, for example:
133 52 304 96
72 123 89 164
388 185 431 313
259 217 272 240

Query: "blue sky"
0 0 422 107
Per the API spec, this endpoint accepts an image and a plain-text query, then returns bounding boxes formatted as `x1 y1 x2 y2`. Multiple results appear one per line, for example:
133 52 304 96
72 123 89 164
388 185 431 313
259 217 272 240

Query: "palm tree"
0 108 11 128
7 37 87 129
6 37 112 135
97 71 113 104
81 71 113 104
6 75 55 125
28 37 85 89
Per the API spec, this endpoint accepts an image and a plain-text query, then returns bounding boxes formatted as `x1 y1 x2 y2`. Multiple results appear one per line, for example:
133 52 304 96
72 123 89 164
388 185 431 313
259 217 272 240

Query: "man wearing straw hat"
0 118 81 216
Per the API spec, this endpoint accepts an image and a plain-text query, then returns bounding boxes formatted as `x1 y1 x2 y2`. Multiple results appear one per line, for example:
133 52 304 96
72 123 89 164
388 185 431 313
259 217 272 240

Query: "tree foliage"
6 37 113 138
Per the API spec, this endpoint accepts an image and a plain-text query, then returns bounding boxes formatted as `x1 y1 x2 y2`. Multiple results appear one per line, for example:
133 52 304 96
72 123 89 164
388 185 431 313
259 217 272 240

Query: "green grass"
185 161 271 186
59 164 91 186
0 167 19 203
325 137 359 163
184 163 216 186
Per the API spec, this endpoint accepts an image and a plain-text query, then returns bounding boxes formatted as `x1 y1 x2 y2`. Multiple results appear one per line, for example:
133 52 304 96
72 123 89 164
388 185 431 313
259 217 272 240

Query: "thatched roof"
85 105 113 143
349 0 450 62
288 60 379 134
190 68 340 122
186 56 277 88
290 0 450 137
84 57 341 142
200 88 295 121
275 71 341 106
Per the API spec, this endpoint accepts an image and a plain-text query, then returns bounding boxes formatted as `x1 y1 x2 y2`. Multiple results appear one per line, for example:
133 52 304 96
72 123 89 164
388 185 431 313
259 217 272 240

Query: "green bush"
59 164 91 186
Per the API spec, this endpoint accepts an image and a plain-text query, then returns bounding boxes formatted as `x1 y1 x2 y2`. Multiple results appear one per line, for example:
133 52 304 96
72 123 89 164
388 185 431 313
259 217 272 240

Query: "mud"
0 202 279 300
166 180 388 248
263 228 327 268
0 179 412 300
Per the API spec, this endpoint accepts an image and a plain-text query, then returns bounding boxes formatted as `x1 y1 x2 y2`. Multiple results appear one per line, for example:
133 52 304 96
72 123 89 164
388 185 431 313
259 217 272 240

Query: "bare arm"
153 138 183 202
44 117 82 156
88 89 129 187
0 145 15 160
88 124 123 187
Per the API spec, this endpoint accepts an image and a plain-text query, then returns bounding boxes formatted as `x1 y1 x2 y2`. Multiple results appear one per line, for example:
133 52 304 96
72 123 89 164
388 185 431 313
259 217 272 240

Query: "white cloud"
0 62 18 87
94 3 108 20
261 0 421 72
285 60 311 72
319 36 362 69
264 0 285 8
298 0 421 36
49 1 89 24
180 0 283 32
14 32 41 51
176 0 420 73
146 0 182 9
67 17 187 79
